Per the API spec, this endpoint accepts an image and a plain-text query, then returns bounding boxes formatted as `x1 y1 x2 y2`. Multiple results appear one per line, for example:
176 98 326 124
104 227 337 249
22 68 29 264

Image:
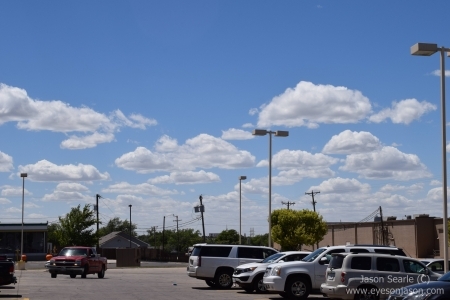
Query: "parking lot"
0 263 328 300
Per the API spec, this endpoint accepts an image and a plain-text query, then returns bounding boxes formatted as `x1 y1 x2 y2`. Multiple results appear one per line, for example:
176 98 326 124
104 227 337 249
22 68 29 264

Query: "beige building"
315 214 449 259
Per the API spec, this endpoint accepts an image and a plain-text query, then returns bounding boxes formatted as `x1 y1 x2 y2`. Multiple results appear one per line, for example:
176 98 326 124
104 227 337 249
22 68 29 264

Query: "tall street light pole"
129 204 132 249
252 129 289 247
238 176 247 244
411 42 450 273
20 173 27 258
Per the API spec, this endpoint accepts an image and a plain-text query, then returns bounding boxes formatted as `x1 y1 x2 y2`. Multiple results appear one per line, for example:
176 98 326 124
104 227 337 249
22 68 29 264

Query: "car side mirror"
319 257 328 265
90 253 96 258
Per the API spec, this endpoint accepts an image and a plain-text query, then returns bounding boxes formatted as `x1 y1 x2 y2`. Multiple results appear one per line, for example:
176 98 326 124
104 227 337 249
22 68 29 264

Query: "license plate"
327 272 335 281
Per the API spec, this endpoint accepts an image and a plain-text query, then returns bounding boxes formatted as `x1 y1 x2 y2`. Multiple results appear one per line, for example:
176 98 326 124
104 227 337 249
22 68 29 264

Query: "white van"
321 252 441 300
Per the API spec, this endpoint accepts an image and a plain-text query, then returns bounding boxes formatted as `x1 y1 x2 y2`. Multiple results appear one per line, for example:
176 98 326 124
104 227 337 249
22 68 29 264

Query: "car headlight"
271 266 282 276
49 259 55 265
241 267 257 273
403 292 432 300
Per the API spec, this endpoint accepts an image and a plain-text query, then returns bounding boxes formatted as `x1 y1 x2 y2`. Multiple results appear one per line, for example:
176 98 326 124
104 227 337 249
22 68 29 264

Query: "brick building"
316 214 448 259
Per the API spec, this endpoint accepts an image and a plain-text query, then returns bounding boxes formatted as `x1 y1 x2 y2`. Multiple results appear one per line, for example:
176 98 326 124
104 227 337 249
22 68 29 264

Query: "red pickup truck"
46 246 107 279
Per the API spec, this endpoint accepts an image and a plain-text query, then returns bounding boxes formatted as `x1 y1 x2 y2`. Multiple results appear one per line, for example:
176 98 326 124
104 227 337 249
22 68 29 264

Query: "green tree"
271 209 327 251
215 229 239 244
249 234 269 246
98 217 137 237
139 228 202 253
51 204 99 248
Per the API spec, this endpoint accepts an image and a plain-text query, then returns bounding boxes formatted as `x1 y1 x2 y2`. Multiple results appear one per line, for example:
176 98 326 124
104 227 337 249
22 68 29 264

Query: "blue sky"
1 1 449 238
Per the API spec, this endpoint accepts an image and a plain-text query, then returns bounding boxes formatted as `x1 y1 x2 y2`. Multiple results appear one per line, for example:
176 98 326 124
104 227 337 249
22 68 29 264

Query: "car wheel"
253 274 266 293
81 265 88 278
97 265 105 279
205 280 216 288
51 273 57 278
70 274 76 278
214 270 233 289
285 276 310 299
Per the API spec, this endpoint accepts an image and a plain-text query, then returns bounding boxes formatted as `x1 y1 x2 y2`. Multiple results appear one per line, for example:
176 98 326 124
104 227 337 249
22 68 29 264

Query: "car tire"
253 274 266 293
285 276 310 299
205 280 216 288
70 274 76 278
214 270 233 289
51 273 57 278
97 265 105 279
81 265 88 278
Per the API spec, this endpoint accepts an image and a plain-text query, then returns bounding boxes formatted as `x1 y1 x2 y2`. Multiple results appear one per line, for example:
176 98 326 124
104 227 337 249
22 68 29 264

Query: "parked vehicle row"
187 243 450 299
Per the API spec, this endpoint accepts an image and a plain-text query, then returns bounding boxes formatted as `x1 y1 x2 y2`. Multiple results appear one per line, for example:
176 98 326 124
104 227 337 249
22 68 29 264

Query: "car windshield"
302 248 327 262
59 248 88 257
261 253 285 263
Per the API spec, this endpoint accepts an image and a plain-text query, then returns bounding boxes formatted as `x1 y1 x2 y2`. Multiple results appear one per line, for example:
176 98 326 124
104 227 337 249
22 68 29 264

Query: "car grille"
55 260 76 267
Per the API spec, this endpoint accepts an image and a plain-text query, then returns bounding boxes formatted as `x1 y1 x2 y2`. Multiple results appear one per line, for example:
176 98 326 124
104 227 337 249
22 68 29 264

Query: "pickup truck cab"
0 255 16 286
46 246 107 279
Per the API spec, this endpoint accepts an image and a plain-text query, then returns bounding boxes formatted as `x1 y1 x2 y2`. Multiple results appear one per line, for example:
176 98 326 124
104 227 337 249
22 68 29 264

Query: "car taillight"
9 264 14 274
198 256 201 267
340 271 346 283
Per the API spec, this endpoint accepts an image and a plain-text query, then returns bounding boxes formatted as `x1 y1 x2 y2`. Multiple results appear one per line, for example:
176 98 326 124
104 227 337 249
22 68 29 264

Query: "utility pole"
150 226 158 249
95 194 101 248
162 216 166 260
281 201 295 210
305 190 320 212
305 190 320 249
199 195 206 242
173 215 181 258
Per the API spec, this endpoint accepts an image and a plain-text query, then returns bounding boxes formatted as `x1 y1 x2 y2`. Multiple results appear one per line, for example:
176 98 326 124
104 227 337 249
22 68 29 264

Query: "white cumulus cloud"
257 81 372 128
322 130 382 154
369 98 436 124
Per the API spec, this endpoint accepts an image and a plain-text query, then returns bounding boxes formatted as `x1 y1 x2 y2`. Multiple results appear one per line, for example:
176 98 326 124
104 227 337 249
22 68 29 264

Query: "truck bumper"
46 265 84 275
263 276 285 292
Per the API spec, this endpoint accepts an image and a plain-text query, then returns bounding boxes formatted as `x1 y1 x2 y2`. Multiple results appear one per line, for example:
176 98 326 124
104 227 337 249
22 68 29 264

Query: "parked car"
46 246 107 279
187 243 278 289
321 252 441 300
0 248 16 261
426 259 450 274
233 251 311 293
0 255 16 286
388 270 450 299
263 244 408 299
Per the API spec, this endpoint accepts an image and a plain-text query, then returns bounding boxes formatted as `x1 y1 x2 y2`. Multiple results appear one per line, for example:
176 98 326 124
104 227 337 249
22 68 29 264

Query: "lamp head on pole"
275 130 289 137
239 176 247 181
411 43 438 56
252 129 268 136
20 173 27 178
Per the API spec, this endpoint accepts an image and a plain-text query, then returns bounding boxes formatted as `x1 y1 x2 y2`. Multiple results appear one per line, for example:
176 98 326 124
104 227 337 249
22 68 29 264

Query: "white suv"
321 252 441 300
187 243 277 289
263 244 407 299
233 251 310 293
